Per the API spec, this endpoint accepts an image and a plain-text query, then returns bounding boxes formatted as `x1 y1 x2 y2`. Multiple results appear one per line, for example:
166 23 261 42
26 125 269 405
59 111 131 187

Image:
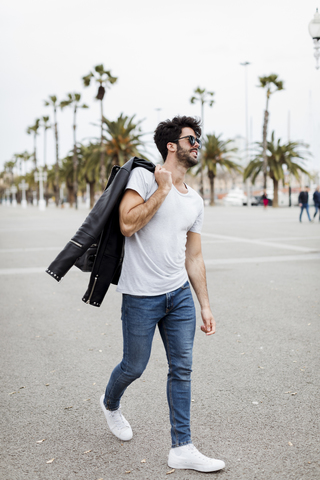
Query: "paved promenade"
1 204 319 480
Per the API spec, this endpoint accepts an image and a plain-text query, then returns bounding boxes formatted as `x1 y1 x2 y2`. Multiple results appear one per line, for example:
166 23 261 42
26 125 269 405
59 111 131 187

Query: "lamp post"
10 186 18 207
240 62 251 207
86 183 90 208
309 8 320 69
34 167 47 211
19 179 29 208
5 188 10 206
60 182 66 206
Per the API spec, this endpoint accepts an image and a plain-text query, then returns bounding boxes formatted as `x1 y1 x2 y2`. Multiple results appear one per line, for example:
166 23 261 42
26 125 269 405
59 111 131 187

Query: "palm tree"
16 151 32 176
40 116 51 168
190 87 215 197
3 160 16 202
60 154 76 206
82 64 117 189
4 160 15 180
258 74 284 188
45 164 57 201
40 116 51 204
60 93 89 209
244 132 310 207
80 142 101 208
12 153 22 176
44 95 62 206
103 113 147 167
202 134 241 205
26 119 40 169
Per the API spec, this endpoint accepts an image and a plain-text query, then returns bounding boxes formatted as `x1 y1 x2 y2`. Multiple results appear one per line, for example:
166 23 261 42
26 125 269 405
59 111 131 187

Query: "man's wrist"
201 304 211 311
157 185 171 195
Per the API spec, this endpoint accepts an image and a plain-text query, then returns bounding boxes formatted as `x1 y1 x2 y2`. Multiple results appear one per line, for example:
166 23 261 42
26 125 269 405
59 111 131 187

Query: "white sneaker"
168 443 225 472
100 395 133 441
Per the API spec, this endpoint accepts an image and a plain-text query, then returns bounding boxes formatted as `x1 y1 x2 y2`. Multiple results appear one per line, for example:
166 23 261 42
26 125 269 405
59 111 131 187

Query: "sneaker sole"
168 460 225 472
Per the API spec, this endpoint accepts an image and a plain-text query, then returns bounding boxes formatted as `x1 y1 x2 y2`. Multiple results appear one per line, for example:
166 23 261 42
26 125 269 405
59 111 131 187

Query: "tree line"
1 66 311 208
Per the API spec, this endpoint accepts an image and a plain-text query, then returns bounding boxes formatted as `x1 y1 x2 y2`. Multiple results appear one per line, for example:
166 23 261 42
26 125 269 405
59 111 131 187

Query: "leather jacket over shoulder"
46 157 155 307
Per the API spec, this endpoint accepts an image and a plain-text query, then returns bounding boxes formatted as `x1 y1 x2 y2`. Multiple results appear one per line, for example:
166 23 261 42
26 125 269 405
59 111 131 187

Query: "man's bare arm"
119 165 172 237
185 231 216 335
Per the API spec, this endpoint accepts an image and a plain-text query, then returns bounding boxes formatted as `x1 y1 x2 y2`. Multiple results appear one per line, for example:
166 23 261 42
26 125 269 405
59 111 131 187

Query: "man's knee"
121 360 147 380
169 356 193 381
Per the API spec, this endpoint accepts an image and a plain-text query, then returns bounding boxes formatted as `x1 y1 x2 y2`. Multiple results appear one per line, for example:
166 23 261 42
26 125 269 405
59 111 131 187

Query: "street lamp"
34 167 47 211
308 8 320 69
240 62 251 207
10 185 18 207
19 179 29 208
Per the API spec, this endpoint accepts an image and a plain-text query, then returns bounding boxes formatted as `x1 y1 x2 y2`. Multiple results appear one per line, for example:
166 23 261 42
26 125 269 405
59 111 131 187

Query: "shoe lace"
110 408 128 430
187 444 207 460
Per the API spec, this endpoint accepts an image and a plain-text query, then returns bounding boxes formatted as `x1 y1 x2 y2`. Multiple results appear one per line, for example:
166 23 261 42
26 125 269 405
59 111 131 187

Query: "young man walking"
100 116 225 472
313 186 320 221
298 186 312 222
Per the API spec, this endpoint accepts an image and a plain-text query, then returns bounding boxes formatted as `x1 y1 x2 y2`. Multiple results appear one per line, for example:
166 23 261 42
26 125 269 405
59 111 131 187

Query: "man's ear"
167 142 176 153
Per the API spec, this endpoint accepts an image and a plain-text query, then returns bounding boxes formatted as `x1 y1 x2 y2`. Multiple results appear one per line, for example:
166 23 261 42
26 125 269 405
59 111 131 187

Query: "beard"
176 143 198 169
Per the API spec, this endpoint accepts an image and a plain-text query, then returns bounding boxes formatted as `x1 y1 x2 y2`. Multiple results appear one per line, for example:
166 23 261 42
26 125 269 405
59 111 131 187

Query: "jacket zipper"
70 240 83 248
86 275 99 304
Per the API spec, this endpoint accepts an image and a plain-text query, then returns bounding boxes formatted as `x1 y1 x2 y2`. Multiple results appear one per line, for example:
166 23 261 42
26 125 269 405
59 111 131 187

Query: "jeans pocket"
180 280 190 290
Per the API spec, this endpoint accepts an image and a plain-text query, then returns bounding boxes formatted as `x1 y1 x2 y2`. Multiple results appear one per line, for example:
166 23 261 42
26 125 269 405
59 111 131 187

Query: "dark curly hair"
153 116 202 161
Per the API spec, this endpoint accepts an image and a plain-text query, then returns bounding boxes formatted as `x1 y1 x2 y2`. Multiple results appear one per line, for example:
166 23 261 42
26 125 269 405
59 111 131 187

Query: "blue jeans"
300 203 311 222
314 203 320 220
104 281 196 447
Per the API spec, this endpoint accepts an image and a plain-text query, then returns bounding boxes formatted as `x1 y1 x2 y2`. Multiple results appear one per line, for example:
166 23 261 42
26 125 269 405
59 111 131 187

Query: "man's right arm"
119 164 172 237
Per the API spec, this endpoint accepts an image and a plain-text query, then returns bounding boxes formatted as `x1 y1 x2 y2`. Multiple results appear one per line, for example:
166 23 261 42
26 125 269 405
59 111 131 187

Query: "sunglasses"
173 135 202 150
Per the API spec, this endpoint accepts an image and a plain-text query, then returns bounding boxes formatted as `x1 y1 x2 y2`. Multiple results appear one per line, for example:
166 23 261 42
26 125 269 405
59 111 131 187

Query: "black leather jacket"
46 157 155 306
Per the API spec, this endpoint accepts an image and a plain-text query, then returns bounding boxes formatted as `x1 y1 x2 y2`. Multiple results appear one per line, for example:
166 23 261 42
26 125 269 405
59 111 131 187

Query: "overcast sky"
1 0 319 171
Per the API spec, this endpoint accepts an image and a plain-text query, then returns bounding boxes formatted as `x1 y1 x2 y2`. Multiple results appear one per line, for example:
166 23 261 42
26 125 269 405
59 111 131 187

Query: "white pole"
241 62 251 207
19 180 29 208
11 186 18 207
5 189 10 206
86 183 90 208
34 167 47 211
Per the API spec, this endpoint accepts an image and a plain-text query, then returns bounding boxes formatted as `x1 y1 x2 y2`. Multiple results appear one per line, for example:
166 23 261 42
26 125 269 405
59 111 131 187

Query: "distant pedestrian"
262 189 268 209
313 186 320 221
298 186 312 222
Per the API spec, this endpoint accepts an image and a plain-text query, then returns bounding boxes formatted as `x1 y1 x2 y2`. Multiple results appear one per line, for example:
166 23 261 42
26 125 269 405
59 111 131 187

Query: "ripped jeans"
104 281 196 447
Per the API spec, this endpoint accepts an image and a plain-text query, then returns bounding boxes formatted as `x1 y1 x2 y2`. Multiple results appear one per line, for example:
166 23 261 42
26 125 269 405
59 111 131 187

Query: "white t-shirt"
116 167 204 296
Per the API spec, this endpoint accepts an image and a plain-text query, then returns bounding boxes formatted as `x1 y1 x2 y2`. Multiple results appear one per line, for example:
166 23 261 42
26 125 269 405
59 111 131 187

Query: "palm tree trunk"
273 178 279 207
33 132 39 201
262 95 269 189
67 183 74 207
33 132 38 170
43 127 47 168
209 172 215 205
43 126 48 204
54 105 60 206
73 105 78 209
100 99 106 190
89 181 95 208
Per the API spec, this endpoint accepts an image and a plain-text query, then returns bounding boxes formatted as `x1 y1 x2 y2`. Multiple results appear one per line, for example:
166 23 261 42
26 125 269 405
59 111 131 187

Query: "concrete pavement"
1 204 319 479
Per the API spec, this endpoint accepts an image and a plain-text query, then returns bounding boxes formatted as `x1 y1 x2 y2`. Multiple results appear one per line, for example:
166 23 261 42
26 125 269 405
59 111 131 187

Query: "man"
298 186 312 223
100 116 225 473
313 186 320 221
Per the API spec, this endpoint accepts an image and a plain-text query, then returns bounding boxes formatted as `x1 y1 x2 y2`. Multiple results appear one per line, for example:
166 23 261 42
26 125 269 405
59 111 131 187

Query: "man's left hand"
200 307 216 335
